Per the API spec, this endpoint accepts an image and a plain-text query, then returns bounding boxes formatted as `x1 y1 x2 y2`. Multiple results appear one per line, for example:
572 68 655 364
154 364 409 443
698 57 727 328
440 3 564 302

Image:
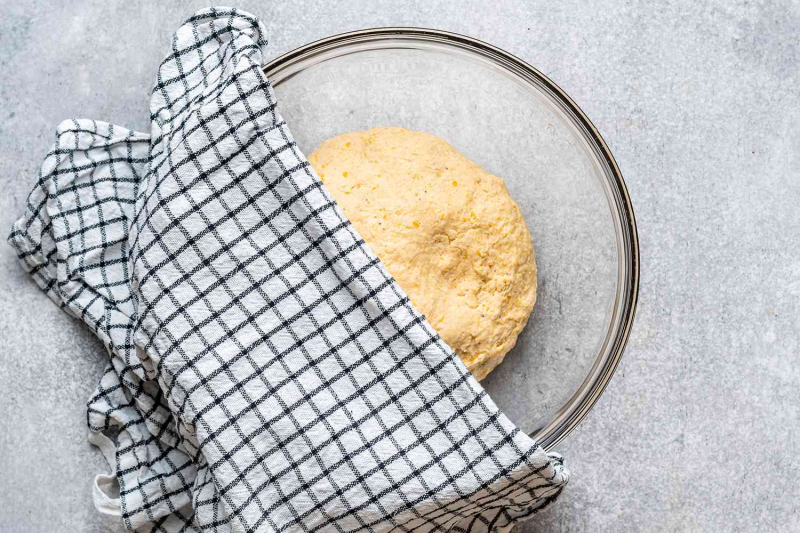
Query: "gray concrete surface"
1 1 798 531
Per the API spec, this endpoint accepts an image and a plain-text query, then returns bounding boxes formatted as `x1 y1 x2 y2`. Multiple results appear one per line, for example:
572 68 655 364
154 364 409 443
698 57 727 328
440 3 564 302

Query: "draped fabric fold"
9 7 567 532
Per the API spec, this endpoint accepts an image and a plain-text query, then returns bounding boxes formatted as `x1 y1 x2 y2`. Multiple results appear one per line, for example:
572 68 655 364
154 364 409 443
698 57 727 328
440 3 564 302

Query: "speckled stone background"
1 1 798 532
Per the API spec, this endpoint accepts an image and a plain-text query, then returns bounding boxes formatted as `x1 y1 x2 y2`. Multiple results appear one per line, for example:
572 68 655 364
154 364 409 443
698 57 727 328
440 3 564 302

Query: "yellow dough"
308 127 537 381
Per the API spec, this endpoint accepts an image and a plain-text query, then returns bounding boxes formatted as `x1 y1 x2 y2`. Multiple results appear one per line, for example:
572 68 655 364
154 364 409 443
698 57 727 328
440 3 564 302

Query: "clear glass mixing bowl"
264 29 639 450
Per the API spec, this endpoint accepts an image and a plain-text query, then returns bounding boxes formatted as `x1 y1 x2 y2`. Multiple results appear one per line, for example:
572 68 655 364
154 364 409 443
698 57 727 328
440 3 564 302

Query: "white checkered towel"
9 7 568 532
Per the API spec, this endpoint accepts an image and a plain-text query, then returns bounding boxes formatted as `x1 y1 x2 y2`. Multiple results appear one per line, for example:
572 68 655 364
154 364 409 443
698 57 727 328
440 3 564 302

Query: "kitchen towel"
8 7 568 532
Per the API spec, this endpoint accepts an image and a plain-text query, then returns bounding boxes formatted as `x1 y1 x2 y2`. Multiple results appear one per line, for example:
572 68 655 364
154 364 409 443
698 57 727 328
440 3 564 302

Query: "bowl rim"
263 27 640 450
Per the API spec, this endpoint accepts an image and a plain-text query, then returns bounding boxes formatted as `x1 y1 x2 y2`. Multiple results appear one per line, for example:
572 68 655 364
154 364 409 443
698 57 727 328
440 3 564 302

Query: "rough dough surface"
308 127 537 380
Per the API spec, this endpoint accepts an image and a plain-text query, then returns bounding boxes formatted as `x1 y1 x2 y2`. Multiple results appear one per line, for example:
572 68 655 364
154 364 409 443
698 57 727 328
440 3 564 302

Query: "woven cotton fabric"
9 7 568 532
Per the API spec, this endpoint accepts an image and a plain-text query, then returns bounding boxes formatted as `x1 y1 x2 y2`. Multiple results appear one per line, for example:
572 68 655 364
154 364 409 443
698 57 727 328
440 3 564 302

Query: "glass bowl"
263 28 639 450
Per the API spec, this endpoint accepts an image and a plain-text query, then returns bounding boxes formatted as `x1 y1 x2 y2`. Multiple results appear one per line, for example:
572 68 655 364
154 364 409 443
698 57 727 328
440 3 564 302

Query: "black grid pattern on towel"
9 7 568 532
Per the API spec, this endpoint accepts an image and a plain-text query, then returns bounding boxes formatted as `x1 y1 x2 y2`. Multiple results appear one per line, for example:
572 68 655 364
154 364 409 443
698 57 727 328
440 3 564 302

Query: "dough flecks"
308 127 537 380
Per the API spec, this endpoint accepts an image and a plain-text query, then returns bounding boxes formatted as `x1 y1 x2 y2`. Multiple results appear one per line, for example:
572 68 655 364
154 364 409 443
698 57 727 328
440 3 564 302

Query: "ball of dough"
308 127 537 381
